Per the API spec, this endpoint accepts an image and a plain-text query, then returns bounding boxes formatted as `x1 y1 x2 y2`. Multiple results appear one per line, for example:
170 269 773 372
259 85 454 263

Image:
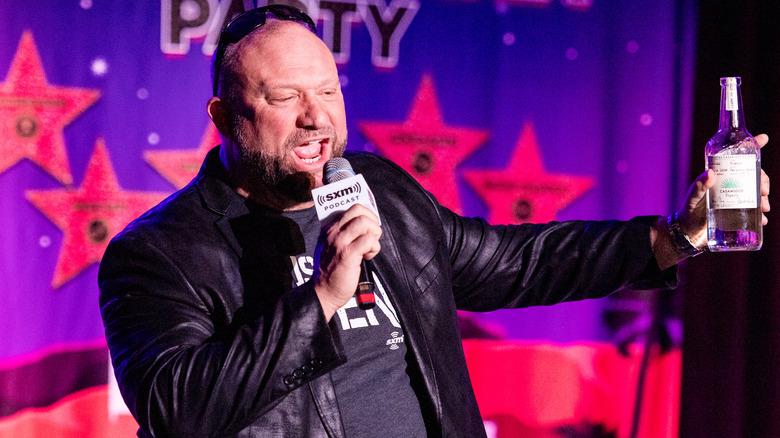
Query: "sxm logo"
161 0 420 68
316 182 362 207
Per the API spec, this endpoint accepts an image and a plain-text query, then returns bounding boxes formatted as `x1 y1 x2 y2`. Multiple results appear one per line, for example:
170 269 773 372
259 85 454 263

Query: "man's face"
222 21 348 203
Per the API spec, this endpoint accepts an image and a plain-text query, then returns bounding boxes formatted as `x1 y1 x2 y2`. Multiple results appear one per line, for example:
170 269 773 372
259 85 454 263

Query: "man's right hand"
313 204 382 321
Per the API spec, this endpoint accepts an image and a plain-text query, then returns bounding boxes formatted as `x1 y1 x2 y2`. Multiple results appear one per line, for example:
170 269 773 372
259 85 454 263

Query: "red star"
25 139 168 288
0 31 100 185
144 124 220 189
358 74 489 213
463 122 594 224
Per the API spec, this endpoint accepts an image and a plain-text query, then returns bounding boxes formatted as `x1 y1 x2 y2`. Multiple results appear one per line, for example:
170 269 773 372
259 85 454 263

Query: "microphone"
318 157 377 310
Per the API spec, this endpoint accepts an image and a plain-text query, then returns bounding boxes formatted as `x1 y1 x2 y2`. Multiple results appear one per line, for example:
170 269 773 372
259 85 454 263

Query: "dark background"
682 2 780 436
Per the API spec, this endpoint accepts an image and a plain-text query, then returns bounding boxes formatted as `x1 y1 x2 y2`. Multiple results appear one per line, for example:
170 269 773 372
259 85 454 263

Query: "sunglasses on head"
212 5 317 96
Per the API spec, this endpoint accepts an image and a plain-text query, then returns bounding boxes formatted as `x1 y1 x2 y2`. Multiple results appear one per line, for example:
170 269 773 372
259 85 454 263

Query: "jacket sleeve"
440 207 677 312
99 233 346 437
350 151 675 313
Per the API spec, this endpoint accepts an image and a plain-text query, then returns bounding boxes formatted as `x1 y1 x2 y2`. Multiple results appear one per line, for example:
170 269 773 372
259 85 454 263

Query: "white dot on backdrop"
180 0 202 21
80 0 93 9
39 235 52 248
137 88 150 100
91 58 108 76
565 47 579 60
148 132 160 145
503 32 516 46
339 74 349 88
640 113 653 126
627 40 640 54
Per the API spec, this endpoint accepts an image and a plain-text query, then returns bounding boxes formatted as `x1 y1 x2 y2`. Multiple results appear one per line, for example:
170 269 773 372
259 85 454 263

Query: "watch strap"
667 212 706 257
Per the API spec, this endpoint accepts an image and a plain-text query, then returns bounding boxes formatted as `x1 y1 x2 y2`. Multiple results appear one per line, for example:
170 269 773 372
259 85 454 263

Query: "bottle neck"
718 77 747 132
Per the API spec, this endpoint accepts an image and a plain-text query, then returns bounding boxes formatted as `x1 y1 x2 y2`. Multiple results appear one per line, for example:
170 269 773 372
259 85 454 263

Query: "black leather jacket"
99 148 675 437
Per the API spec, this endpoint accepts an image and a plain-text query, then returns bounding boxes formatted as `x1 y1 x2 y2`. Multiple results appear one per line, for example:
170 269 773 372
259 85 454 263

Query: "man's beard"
232 118 347 204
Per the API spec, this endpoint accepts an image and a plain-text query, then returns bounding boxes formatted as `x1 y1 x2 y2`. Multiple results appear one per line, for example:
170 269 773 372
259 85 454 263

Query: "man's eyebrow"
262 77 341 90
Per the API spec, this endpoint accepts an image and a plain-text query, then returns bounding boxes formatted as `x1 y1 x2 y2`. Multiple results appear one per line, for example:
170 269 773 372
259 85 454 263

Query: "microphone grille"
323 157 355 184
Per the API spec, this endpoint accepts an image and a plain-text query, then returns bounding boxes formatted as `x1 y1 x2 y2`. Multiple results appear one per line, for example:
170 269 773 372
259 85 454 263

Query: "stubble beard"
232 117 347 205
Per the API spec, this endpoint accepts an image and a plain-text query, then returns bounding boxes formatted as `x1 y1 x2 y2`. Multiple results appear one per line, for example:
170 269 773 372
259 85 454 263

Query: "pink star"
26 139 168 288
0 31 100 185
359 74 489 213
463 122 594 224
144 124 221 189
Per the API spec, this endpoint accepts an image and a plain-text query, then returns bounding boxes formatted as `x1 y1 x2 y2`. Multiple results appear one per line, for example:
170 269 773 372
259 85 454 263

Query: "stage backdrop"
0 1 697 437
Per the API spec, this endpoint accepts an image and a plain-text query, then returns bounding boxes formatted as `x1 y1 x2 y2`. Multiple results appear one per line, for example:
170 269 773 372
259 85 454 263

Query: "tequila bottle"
705 77 762 251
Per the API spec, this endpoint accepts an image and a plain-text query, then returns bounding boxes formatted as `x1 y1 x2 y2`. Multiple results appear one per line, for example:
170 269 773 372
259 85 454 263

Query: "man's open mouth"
294 139 327 164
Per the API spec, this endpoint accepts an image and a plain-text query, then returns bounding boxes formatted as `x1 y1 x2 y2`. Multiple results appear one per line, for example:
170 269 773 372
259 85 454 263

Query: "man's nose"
297 95 328 129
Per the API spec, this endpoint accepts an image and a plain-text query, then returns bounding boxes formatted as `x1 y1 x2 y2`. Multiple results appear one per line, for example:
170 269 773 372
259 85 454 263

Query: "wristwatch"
667 212 707 257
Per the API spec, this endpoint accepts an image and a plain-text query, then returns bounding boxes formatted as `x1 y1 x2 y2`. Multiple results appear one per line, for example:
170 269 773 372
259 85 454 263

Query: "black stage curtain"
681 2 780 437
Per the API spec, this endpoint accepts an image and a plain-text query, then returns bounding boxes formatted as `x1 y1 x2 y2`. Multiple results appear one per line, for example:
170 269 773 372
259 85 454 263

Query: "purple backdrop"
0 0 697 434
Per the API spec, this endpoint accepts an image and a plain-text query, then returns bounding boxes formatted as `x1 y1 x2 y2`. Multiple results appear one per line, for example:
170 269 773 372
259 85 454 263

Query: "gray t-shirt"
283 207 427 437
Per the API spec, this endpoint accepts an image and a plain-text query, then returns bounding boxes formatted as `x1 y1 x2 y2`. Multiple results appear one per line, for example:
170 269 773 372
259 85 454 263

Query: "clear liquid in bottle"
705 77 762 251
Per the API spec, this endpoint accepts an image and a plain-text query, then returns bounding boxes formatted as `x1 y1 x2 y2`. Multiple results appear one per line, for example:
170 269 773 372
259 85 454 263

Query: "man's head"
207 7 348 210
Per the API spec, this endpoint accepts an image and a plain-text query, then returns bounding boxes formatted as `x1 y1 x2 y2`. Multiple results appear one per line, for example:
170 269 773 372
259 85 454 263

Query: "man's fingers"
352 233 381 260
685 169 714 211
333 204 380 227
701 168 716 189
761 168 770 196
756 133 769 148
328 211 381 248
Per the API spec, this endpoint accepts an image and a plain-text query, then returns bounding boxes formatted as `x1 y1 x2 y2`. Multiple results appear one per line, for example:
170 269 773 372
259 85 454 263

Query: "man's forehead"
235 22 336 70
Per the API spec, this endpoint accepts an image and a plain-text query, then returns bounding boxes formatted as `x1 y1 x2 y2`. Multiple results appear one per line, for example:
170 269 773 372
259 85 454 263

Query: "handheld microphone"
315 157 378 310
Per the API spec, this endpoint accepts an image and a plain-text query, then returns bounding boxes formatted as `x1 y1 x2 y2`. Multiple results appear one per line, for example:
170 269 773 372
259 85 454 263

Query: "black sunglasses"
212 5 317 96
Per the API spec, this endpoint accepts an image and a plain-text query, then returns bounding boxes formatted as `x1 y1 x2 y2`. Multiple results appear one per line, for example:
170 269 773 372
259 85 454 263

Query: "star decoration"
25 139 168 288
144 123 220 189
358 74 489 213
463 122 594 224
0 31 100 185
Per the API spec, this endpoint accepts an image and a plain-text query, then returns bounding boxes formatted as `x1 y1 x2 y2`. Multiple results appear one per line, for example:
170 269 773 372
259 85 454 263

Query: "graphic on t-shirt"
330 272 402 333
290 255 314 287
386 331 404 350
289 255 402 332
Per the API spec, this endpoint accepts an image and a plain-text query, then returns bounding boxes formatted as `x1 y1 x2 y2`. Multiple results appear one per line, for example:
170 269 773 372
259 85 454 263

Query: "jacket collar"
192 146 253 257
195 146 247 218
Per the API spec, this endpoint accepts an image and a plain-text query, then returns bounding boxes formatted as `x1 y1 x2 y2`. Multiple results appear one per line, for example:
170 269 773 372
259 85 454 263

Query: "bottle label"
725 77 738 111
708 155 758 208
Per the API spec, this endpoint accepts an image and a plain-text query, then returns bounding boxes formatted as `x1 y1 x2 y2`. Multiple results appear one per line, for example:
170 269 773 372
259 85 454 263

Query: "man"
99 5 770 438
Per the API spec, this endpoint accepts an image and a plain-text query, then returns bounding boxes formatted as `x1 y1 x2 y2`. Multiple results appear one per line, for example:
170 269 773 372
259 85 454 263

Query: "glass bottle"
705 76 762 251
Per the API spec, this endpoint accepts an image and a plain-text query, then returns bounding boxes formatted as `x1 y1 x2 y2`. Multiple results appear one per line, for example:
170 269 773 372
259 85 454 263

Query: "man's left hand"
679 133 770 247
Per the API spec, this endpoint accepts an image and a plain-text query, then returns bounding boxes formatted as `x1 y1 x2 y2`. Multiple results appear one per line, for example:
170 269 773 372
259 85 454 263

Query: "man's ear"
207 97 231 137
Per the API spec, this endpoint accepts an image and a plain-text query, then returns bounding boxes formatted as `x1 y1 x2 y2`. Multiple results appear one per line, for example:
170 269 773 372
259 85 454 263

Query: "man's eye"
270 96 294 103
